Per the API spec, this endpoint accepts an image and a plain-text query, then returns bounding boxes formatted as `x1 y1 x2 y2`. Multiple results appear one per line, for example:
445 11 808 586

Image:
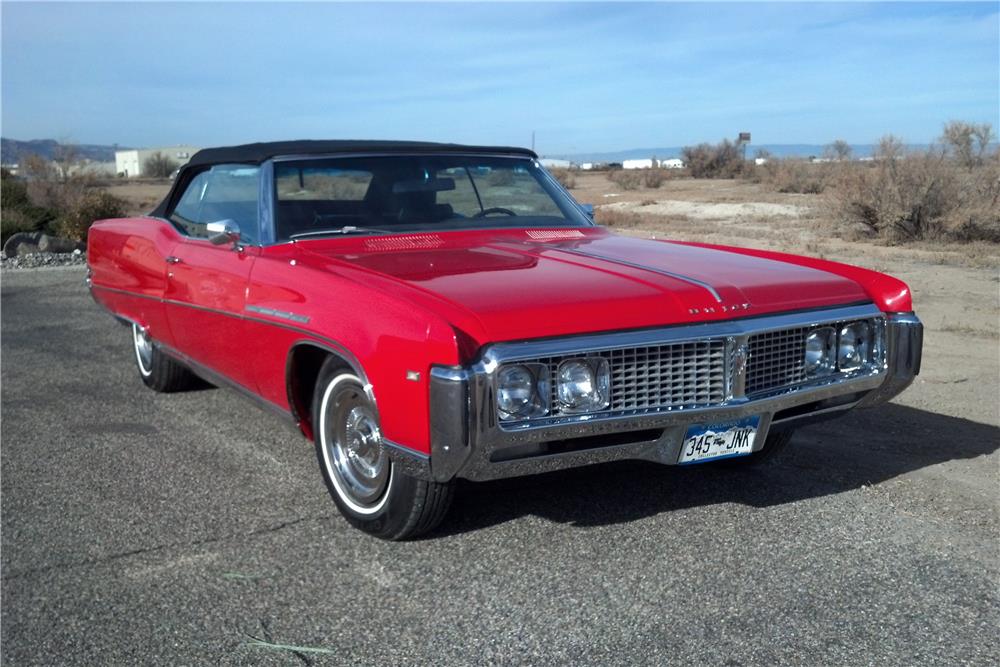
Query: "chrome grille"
538 340 728 417
746 327 809 394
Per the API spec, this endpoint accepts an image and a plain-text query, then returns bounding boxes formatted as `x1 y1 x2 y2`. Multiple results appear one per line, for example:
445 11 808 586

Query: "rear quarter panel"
88 217 178 344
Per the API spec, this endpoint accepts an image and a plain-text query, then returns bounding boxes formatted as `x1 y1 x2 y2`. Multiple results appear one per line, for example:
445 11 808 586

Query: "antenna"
531 131 535 152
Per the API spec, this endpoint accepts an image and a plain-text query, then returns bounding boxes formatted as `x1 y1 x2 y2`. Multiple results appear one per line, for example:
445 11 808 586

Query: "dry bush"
1 168 52 243
549 168 577 189
758 159 831 194
143 152 179 178
20 154 91 215
593 207 646 229
606 169 642 190
643 169 669 189
1 208 41 245
486 169 514 187
940 120 995 169
681 139 745 178
54 190 128 243
832 141 999 242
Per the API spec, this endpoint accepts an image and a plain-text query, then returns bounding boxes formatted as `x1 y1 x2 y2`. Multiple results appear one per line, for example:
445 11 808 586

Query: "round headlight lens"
804 328 836 376
838 321 871 371
496 365 536 419
557 358 610 413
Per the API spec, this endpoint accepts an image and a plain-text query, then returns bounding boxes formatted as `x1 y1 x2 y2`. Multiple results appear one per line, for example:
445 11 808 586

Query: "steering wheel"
473 207 518 218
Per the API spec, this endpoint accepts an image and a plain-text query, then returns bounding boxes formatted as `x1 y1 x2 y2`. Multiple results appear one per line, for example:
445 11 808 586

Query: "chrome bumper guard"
407 306 922 482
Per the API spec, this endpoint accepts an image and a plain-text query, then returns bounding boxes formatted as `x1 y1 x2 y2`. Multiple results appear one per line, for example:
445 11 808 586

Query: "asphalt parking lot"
2 268 998 666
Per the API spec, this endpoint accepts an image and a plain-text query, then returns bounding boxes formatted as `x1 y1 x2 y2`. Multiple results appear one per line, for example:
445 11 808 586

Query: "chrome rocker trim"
418 306 923 482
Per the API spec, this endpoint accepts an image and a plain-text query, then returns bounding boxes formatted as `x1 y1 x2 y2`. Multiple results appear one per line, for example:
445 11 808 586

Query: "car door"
161 164 262 391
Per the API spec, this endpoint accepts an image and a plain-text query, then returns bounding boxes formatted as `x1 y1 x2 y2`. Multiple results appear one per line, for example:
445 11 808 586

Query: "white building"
622 158 655 170
580 162 594 170
539 158 571 169
115 145 201 177
659 158 684 169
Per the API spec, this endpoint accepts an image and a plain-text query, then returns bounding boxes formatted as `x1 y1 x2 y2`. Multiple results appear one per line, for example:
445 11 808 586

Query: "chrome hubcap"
133 324 153 374
324 383 389 508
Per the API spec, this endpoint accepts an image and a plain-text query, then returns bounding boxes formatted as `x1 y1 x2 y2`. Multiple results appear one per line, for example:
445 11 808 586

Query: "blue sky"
2 2 997 154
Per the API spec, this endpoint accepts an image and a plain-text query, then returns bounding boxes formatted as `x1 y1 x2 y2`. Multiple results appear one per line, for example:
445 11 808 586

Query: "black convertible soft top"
186 139 537 168
151 140 537 217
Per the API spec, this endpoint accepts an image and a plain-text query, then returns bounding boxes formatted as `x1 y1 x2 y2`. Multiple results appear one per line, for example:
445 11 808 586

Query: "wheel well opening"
287 345 345 440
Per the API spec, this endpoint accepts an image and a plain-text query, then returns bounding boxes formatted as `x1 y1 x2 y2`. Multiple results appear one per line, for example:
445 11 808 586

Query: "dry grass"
606 169 642 191
549 168 577 189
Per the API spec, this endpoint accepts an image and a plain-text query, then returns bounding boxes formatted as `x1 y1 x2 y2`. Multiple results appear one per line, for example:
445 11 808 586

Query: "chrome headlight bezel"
804 327 837 377
555 358 611 414
837 321 873 371
496 363 548 421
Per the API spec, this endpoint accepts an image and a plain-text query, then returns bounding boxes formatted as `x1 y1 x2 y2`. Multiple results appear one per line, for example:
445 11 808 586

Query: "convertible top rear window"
272 155 589 241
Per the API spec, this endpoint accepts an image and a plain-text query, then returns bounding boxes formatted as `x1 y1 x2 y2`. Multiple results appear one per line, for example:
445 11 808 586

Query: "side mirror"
206 220 242 248
581 203 595 218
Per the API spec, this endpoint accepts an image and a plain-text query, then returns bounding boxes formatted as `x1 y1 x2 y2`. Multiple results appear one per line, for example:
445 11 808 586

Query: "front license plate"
678 416 760 464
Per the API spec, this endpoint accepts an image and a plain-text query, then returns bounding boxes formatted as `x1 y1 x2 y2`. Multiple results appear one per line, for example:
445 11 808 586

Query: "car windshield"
272 155 590 240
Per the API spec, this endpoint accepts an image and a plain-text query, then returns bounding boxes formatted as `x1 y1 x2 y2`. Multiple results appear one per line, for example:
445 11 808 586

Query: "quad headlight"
496 364 546 420
804 320 878 377
556 358 610 413
496 357 611 421
804 327 836 376
838 321 873 371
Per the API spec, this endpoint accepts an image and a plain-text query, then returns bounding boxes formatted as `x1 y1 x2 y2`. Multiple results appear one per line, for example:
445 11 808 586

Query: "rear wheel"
312 358 453 540
718 428 795 467
131 323 197 392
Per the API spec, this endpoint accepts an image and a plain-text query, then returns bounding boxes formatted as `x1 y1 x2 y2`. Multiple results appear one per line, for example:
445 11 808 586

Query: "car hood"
296 228 869 344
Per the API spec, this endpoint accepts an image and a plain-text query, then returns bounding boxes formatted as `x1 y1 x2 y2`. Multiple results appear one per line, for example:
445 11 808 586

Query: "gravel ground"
1 250 87 270
2 268 997 666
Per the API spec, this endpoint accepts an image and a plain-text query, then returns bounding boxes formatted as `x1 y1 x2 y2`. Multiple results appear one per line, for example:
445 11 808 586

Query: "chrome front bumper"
394 307 922 482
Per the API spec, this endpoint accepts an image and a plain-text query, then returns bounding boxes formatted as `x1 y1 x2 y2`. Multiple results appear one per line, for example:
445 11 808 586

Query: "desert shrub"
550 168 576 189
940 120 995 169
824 139 853 161
832 138 999 242
643 169 668 189
2 168 31 209
1 169 52 244
607 169 642 190
143 152 179 178
681 139 745 178
759 159 830 194
594 207 643 228
55 190 128 242
486 169 514 186
19 154 91 216
1 208 42 245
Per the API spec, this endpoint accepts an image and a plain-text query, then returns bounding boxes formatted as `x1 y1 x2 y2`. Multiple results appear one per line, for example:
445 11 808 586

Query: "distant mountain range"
1 138 125 164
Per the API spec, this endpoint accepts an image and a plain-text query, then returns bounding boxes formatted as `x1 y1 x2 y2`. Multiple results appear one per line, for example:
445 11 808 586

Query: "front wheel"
131 323 197 392
312 359 453 540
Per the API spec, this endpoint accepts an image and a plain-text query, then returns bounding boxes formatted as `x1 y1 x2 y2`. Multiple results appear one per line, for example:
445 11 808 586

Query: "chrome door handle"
165 256 182 264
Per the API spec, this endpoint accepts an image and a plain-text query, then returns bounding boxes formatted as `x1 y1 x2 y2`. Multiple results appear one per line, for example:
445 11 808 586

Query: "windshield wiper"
289 226 391 239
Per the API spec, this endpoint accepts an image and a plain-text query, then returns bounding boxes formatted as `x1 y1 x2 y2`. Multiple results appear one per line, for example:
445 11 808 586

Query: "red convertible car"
88 141 923 539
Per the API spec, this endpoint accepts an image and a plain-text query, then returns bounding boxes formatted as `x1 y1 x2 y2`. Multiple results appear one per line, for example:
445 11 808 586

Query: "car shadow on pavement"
437 403 999 536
